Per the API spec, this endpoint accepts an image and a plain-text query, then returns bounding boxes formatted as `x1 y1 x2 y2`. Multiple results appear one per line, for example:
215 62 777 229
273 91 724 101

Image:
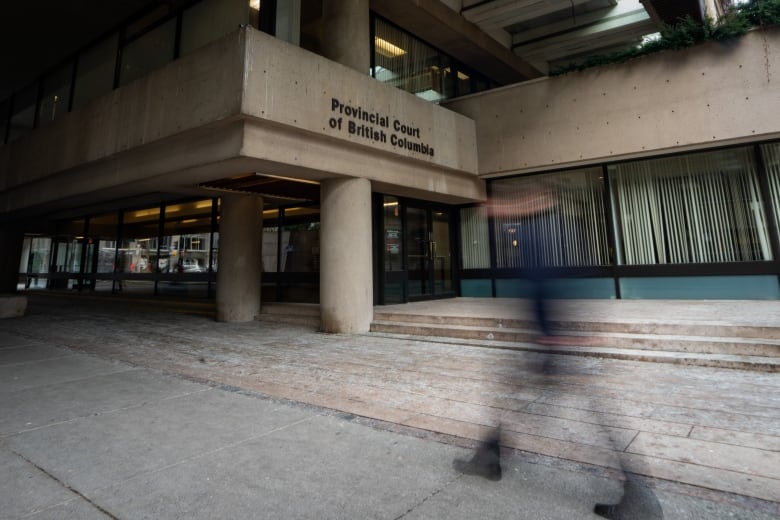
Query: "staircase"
370 299 780 372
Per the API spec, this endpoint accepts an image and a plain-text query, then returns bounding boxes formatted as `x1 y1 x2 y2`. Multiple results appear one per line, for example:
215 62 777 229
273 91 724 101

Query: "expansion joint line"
13 449 119 520
393 474 462 520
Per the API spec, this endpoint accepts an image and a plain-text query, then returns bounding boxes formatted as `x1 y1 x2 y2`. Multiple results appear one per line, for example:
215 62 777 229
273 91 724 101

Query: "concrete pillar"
216 194 263 322
0 224 24 293
320 177 373 333
321 0 370 74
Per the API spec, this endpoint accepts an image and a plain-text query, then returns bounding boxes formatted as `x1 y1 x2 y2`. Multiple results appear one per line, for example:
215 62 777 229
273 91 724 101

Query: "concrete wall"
240 27 478 175
446 27 780 177
0 27 484 218
0 31 246 193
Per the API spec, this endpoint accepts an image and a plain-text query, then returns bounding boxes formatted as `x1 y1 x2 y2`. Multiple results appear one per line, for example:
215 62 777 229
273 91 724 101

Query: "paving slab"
0 369 210 436
1 294 779 518
7 388 314 495
0 447 78 519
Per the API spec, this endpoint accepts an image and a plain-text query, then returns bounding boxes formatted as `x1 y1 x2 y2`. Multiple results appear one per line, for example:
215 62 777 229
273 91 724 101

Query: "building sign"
329 97 434 157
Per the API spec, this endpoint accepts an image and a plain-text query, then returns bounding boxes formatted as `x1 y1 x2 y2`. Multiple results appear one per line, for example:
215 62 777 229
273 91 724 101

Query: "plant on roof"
551 0 780 76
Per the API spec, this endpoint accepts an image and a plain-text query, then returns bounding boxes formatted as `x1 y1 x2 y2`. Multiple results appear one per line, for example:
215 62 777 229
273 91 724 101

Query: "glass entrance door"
378 195 456 304
405 205 454 301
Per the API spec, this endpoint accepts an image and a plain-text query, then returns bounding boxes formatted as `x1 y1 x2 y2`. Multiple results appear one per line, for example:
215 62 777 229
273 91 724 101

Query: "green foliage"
551 0 780 76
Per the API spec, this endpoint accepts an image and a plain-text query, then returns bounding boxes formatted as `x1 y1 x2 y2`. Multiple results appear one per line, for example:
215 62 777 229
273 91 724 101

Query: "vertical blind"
610 147 772 264
460 206 490 269
762 142 780 238
490 168 609 269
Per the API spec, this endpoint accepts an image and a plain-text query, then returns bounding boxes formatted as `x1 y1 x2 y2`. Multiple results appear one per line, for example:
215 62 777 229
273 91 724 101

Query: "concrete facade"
446 27 780 177
0 27 483 217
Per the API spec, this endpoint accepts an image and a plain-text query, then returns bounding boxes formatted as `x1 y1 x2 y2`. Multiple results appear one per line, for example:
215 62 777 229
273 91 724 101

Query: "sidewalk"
1 294 778 518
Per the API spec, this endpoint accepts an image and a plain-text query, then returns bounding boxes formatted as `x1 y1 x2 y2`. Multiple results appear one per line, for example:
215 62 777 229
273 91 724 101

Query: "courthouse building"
1 0 779 332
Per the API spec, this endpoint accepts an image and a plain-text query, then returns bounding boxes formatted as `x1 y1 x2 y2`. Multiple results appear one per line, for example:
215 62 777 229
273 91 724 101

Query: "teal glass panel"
619 276 780 300
461 279 492 297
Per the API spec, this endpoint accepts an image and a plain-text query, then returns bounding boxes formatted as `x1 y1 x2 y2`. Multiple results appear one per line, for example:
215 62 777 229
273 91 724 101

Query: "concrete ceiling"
460 0 661 73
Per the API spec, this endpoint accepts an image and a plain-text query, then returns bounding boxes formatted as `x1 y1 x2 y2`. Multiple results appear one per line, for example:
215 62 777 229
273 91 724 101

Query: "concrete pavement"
1 294 779 519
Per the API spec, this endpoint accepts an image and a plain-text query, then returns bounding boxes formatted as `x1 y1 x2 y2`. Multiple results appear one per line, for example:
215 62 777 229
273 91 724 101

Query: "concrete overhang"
0 27 484 222
640 0 705 24
371 0 544 83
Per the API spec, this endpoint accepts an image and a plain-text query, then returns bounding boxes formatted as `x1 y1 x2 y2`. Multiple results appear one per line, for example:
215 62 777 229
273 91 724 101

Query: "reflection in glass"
383 196 402 271
39 61 74 128
281 207 320 273
8 83 37 143
159 199 216 298
72 34 119 109
19 237 51 290
88 212 120 292
181 0 249 56
406 207 428 298
119 18 177 87
432 211 452 294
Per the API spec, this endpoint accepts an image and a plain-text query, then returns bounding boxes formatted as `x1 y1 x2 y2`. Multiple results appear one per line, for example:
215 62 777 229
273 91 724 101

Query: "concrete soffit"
370 0 543 83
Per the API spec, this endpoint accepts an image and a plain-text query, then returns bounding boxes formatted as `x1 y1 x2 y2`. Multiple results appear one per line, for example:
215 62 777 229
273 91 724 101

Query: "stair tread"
367 331 780 366
370 320 780 346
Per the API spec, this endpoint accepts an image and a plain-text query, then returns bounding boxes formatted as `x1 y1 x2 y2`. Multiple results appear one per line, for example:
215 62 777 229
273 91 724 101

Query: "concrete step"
372 311 780 340
257 303 320 328
367 331 780 372
369 320 780 357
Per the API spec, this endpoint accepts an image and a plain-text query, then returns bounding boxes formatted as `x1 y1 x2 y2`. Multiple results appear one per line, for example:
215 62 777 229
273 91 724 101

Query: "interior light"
256 173 320 186
134 209 160 218
195 201 213 209
181 219 198 224
249 0 260 10
383 201 399 207
457 71 470 80
375 37 406 58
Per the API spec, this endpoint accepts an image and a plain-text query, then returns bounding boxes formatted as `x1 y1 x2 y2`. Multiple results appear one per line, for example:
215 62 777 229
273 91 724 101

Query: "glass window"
374 18 446 102
761 142 780 239
373 17 495 102
161 199 215 275
38 61 74 128
0 97 10 143
491 168 609 269
119 18 177 87
460 206 490 269
120 205 160 273
181 0 249 56
281 207 320 273
610 147 771 264
383 196 402 271
7 83 38 143
262 209 281 272
19 237 52 290
72 33 119 109
88 212 120 295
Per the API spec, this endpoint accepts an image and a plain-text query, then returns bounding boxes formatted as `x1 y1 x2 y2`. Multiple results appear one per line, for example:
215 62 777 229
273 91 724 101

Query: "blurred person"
452 181 662 519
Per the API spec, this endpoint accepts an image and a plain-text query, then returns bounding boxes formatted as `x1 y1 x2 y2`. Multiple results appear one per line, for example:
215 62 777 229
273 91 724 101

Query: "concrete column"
321 0 370 74
0 224 24 293
216 194 263 322
320 177 373 333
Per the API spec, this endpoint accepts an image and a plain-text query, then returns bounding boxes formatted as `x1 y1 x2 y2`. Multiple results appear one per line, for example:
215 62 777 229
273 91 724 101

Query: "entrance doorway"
376 195 456 304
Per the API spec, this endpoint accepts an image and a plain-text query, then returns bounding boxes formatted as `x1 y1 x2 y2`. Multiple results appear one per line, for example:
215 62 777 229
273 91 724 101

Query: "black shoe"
595 478 663 519
453 435 502 481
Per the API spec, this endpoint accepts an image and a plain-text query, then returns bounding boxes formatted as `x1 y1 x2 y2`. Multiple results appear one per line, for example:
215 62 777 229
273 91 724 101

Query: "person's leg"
452 426 502 481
